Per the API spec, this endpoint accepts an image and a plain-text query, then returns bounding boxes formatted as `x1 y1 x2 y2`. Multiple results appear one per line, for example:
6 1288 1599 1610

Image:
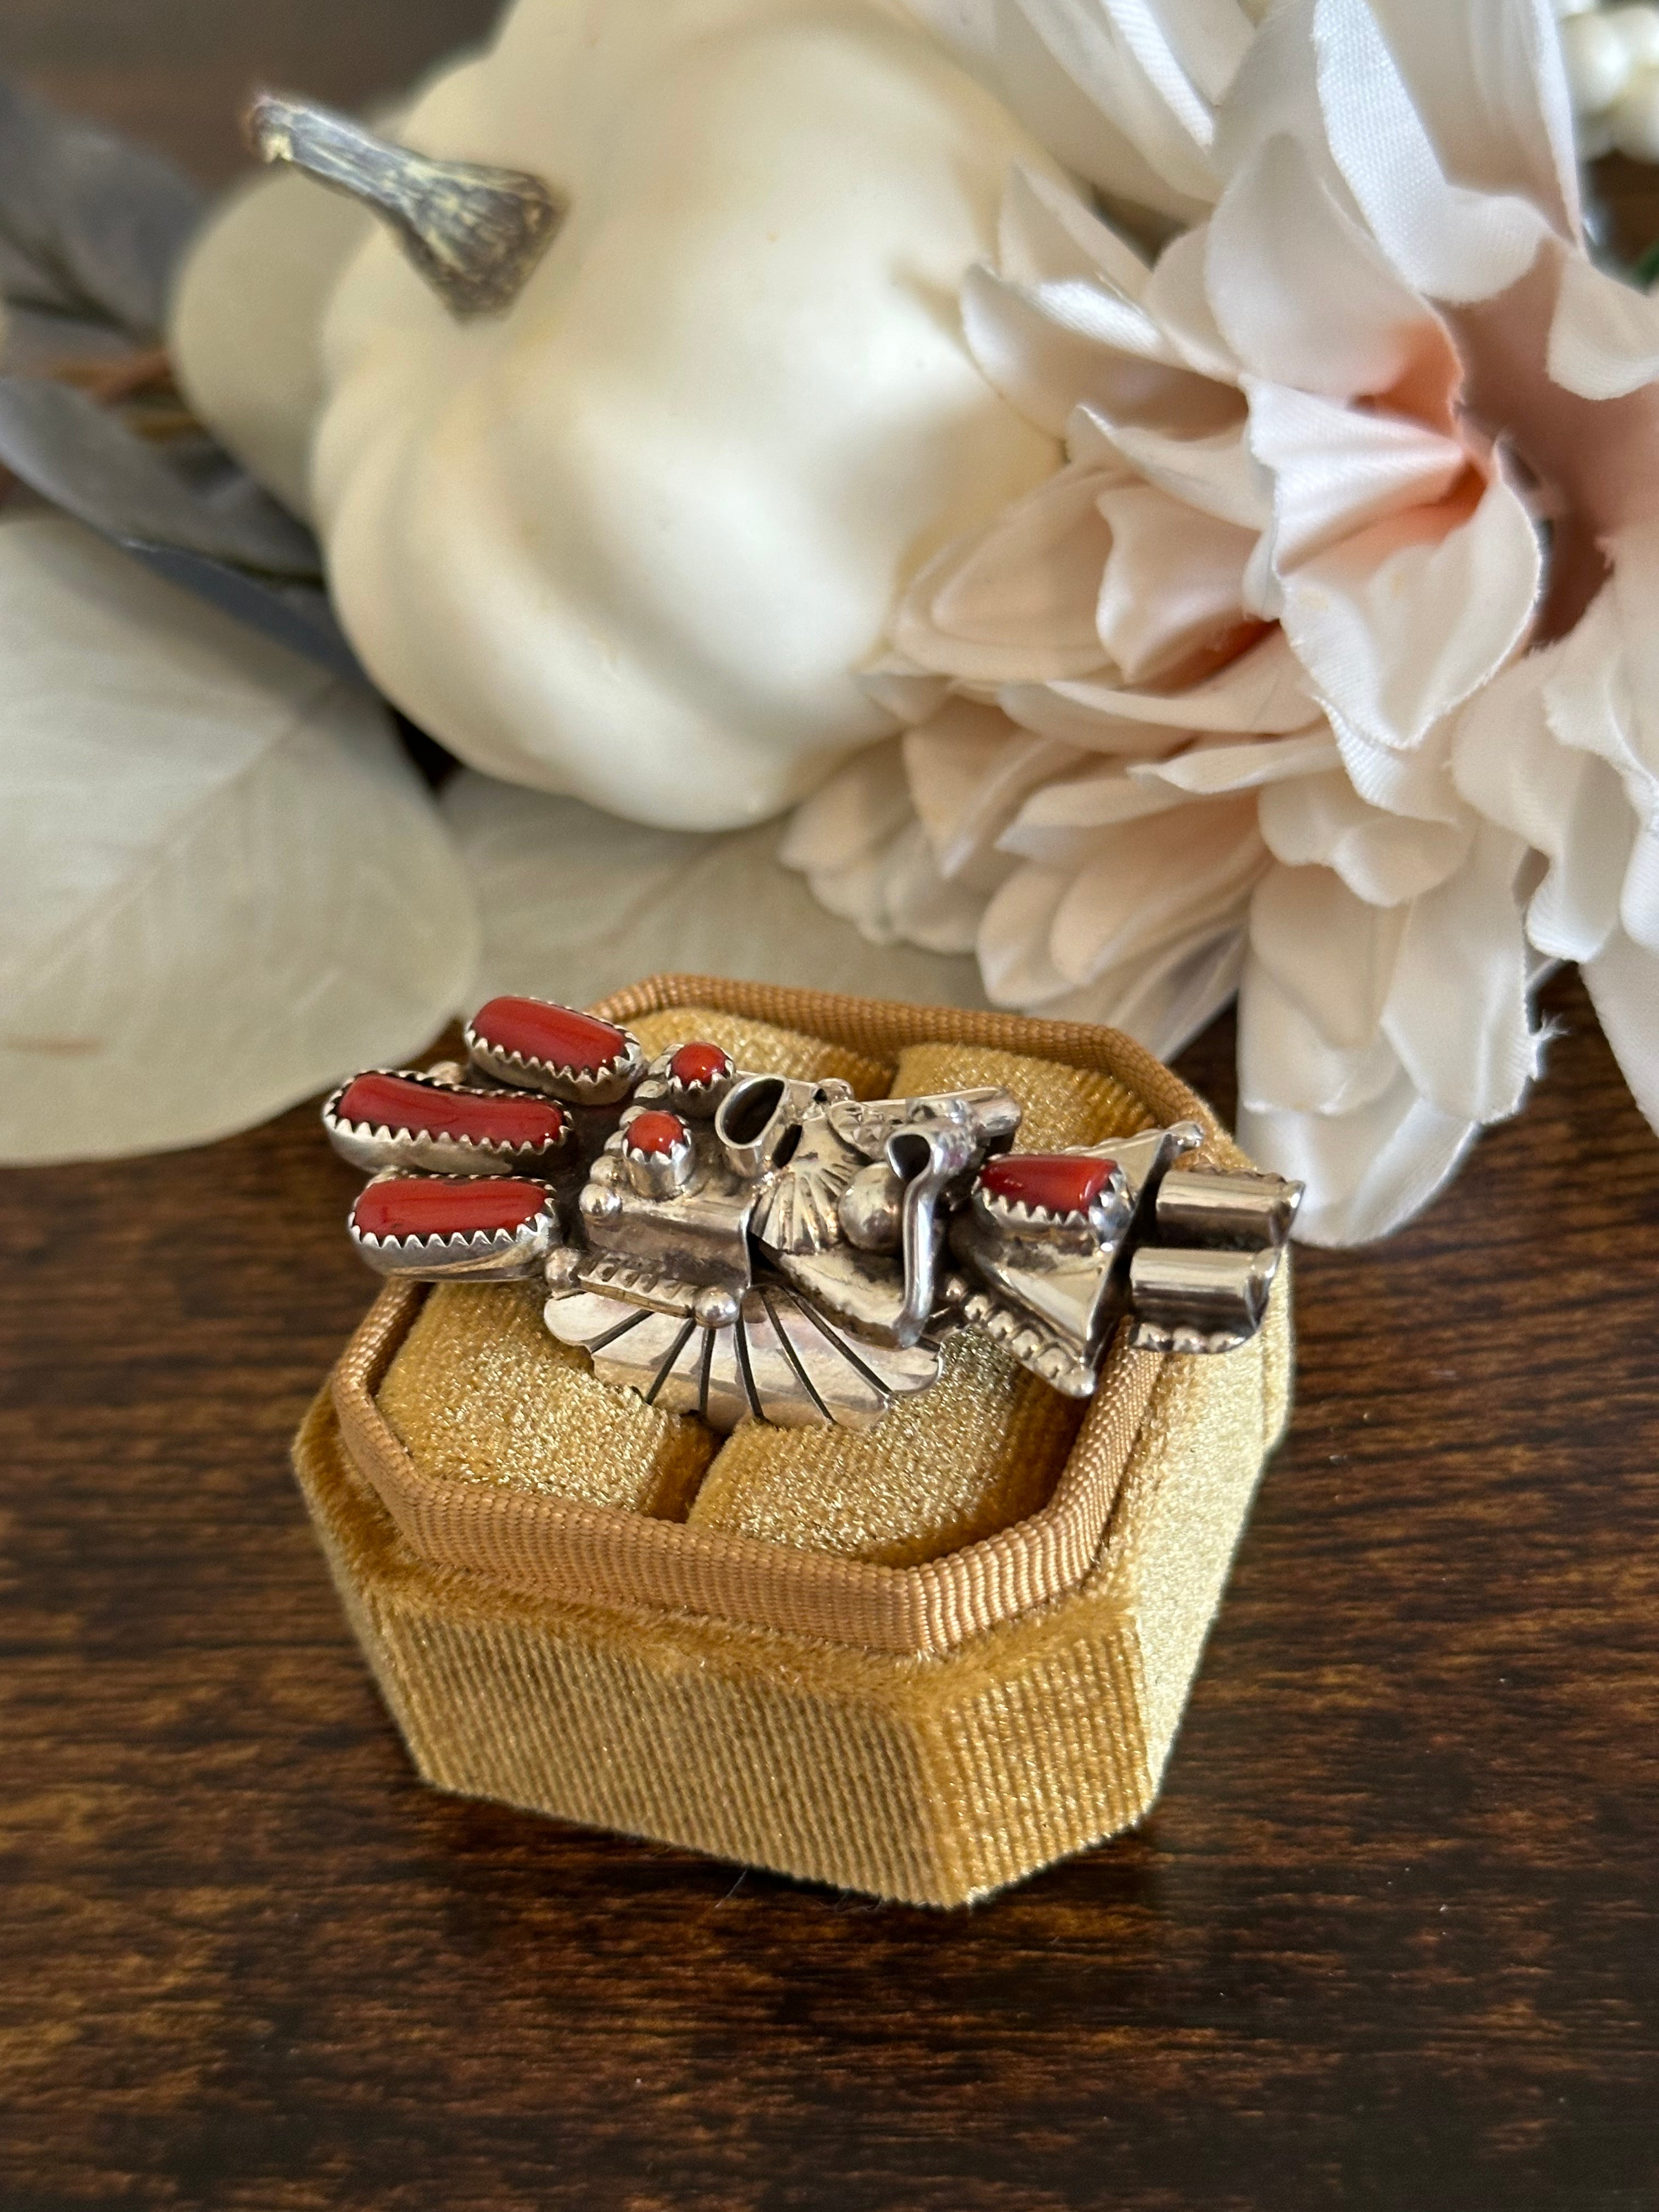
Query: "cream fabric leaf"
445 769 986 1008
0 514 477 1164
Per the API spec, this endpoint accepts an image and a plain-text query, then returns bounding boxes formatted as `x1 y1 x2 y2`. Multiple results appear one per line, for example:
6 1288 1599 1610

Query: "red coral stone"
625 1110 689 1157
979 1153 1118 1217
469 996 630 1074
353 1177 548 1242
337 1073 568 1151
668 1041 732 1089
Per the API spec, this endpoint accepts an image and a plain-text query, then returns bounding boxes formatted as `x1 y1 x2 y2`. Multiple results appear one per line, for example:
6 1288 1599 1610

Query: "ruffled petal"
1311 0 1554 307
1248 860 1404 1046
1209 131 1460 416
890 464 1117 681
1009 0 1249 205
1453 642 1632 961
977 860 1075 1002
998 759 1190 865
963 263 1242 439
1278 469 1542 751
1094 481 1256 679
1045 627 1325 733
1258 766 1471 901
1582 927 1659 1133
1548 252 1659 403
902 698 1084 878
1046 794 1266 981
1237 952 1401 1114
1380 823 1535 1122
1238 1065 1481 1244
1246 381 1472 573
1362 0 1578 241
1076 406 1268 527
1136 725 1340 792
1041 915 1246 1054
998 162 1153 294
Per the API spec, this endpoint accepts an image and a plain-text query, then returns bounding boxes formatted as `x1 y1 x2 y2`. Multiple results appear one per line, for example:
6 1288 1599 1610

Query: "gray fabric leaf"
0 81 205 339
0 375 362 677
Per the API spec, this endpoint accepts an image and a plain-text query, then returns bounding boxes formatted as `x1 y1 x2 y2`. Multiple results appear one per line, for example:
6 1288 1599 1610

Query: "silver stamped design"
544 1283 940 1434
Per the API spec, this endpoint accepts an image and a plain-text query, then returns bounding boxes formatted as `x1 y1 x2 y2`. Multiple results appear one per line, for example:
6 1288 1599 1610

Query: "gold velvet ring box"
292 977 1293 1906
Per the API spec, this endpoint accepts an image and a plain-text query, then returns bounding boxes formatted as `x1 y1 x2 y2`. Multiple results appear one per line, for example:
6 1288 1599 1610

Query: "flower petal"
1209 129 1460 415
1138 726 1340 792
1363 0 1578 242
1453 641 1632 961
1246 380 1472 573
1380 824 1534 1122
1047 794 1266 981
1548 251 1659 403
1248 861 1404 1047
1259 766 1471 902
891 463 1118 680
997 162 1152 294
1238 1066 1481 1244
1238 952 1401 1114
1042 916 1246 1056
1094 482 1256 680
1046 626 1325 733
903 699 1084 878
1278 469 1542 752
963 263 1241 439
1077 405 1269 527
1008 0 1248 204
1311 0 1554 307
1582 927 1659 1135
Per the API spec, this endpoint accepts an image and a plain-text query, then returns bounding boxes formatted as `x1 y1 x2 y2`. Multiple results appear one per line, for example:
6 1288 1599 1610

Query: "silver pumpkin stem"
245 91 564 320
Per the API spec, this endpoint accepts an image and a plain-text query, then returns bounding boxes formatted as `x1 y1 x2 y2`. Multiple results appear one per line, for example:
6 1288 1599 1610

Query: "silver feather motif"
544 1283 940 1432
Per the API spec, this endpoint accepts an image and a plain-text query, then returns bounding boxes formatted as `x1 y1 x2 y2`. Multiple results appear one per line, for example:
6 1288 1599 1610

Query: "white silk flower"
787 0 1659 1243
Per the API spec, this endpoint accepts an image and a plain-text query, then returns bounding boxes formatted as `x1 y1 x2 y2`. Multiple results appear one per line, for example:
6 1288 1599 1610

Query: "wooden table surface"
3 11 1658 2209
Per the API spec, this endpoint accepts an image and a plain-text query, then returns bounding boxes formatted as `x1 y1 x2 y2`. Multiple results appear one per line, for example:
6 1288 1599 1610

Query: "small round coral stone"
625 1110 689 1157
669 1041 732 1089
469 997 629 1074
979 1154 1118 1216
353 1177 548 1242
337 1073 568 1151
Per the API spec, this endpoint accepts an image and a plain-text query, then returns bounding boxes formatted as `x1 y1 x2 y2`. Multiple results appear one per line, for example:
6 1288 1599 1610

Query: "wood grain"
2 15 1658 2209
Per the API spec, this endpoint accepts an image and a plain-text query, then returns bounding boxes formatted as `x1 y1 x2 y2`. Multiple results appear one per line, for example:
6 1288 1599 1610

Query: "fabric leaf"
0 514 477 1163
